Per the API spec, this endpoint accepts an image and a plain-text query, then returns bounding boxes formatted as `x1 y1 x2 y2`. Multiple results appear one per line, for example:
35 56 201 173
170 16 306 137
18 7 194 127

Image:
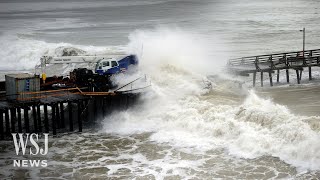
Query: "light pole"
300 27 305 57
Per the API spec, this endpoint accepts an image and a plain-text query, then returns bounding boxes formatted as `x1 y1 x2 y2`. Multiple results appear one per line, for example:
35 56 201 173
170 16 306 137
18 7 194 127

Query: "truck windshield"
111 61 118 67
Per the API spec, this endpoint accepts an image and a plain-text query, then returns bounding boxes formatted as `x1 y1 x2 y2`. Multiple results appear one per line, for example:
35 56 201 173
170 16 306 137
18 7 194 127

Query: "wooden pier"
228 49 320 87
0 88 140 140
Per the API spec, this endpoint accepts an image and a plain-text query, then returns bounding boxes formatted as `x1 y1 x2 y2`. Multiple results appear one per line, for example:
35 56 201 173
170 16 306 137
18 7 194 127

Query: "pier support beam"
84 100 89 120
77 101 82 132
51 104 56 136
17 108 22 133
5 109 10 136
55 104 60 129
286 69 290 83
60 102 65 128
260 72 263 87
93 98 97 121
44 104 49 133
32 105 37 132
269 71 273 86
68 102 73 131
299 70 303 81
0 110 3 140
24 107 29 133
10 108 16 133
277 69 280 83
252 72 256 87
102 97 106 117
309 66 312 80
296 69 300 84
37 105 41 132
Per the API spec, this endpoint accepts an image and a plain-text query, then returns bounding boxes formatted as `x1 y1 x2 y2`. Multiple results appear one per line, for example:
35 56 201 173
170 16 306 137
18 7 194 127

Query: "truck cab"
95 58 120 75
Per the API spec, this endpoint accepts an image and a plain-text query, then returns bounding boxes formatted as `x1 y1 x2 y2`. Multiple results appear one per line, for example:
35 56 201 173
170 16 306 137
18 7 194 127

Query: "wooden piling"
5 109 9 135
286 69 289 83
37 105 41 132
10 108 16 133
309 66 312 80
32 105 37 132
77 101 82 132
60 102 65 128
24 107 29 133
93 98 97 121
44 104 49 133
299 70 303 81
260 72 263 87
17 108 22 133
296 69 300 84
52 104 56 136
0 110 3 140
68 101 73 131
55 103 60 128
277 69 280 83
102 97 106 117
269 71 273 86
84 100 89 120
253 72 256 87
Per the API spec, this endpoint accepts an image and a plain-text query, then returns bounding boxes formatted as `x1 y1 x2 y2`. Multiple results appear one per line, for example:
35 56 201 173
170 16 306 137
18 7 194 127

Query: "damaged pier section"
228 49 320 87
0 74 141 140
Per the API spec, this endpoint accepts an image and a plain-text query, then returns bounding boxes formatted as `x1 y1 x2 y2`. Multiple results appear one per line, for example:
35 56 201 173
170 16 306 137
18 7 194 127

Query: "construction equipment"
40 54 138 76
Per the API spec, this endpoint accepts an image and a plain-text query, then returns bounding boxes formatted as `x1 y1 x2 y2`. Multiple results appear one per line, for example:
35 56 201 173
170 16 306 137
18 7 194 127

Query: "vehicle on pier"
38 54 139 91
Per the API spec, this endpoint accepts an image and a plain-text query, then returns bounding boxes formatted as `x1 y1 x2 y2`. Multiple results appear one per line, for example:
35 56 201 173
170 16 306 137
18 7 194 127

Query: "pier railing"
228 49 320 70
228 49 320 87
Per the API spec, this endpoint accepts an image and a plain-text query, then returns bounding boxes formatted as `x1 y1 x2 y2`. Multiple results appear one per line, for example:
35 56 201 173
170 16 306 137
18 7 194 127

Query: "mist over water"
0 0 320 179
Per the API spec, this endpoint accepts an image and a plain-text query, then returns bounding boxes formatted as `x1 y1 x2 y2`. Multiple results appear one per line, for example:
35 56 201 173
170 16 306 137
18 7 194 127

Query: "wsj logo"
12 133 49 167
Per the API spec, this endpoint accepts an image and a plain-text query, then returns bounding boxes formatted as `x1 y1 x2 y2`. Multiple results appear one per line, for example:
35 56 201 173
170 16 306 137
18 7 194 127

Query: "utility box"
5 73 40 101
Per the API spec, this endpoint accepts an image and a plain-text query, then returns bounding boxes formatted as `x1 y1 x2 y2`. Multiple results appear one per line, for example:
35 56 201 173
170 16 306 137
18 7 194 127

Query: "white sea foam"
103 28 320 171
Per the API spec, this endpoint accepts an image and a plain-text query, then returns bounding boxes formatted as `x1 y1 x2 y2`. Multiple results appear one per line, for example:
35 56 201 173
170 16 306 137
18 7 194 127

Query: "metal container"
5 73 40 101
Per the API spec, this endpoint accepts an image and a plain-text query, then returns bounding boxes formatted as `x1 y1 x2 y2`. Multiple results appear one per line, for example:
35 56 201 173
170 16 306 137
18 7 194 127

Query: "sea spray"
103 28 320 172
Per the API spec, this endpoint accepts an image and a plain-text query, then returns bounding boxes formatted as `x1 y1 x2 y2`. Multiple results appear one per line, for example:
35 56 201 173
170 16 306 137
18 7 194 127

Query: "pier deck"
0 87 140 140
228 49 320 86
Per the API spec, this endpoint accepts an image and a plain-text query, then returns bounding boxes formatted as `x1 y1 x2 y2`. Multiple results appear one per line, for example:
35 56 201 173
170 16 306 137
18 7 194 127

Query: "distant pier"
227 49 320 87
